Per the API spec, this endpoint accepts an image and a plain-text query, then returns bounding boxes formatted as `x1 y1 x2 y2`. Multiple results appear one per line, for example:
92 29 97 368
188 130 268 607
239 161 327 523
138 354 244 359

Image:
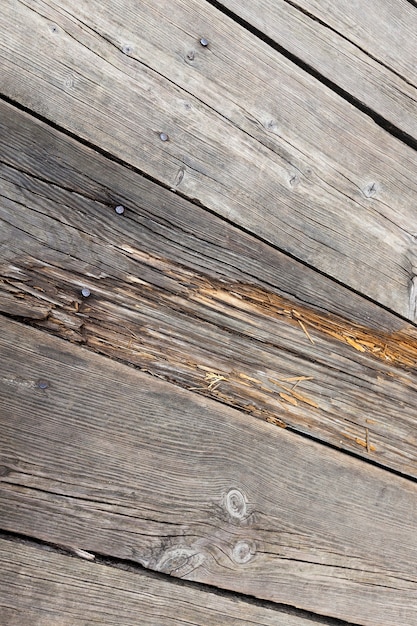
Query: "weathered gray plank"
1 0 417 318
0 538 331 626
219 0 417 140
0 317 416 626
1 100 417 477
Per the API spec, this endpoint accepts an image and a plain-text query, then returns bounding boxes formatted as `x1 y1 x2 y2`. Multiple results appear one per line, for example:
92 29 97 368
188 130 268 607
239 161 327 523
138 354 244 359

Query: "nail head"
115 205 125 215
37 380 49 390
159 132 169 142
81 287 91 298
200 37 209 47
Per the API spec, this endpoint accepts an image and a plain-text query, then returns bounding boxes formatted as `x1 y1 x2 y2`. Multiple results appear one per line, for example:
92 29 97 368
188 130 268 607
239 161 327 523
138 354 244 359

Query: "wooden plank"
1 101 417 477
219 0 417 140
1 0 417 319
0 538 329 626
0 317 416 626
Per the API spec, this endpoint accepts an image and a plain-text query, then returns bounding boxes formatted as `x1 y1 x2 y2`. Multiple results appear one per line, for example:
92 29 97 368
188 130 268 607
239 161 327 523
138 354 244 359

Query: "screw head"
200 37 209 47
115 205 125 215
81 287 91 298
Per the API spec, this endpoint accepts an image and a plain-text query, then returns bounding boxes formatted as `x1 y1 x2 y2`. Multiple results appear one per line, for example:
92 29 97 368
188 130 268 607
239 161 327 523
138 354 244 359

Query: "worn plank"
0 317 417 626
1 0 417 318
219 0 417 140
1 100 417 477
0 538 333 626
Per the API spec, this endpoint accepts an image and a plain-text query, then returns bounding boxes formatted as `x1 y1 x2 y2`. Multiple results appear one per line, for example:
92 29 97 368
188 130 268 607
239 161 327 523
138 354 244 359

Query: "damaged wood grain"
1 101 417 478
0 317 416 626
1 0 417 318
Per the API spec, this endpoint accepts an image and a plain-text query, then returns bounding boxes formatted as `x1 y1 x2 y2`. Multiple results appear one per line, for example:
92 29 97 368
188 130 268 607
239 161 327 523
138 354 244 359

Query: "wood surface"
1 100 417 478
219 0 417 140
0 538 335 626
1 0 417 318
1 317 417 626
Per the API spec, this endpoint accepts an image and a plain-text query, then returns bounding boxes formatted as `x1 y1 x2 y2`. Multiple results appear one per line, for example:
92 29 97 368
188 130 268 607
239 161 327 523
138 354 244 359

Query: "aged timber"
1 101 417 478
1 318 417 626
219 0 417 140
1 1 417 625
1 0 417 318
1 537 340 626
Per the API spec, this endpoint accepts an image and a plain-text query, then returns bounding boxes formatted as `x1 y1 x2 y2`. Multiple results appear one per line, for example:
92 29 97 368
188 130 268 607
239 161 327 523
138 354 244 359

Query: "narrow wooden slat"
1 101 417 477
219 0 417 140
0 538 329 626
0 318 416 626
1 0 417 318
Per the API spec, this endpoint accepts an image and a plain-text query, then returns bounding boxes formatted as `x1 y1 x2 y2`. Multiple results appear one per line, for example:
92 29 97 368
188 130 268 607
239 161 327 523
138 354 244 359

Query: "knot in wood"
155 546 205 578
225 488 247 520
232 540 255 564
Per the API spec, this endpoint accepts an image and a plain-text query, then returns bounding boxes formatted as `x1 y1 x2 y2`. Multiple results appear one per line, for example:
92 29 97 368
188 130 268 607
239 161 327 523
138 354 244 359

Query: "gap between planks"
2 0 417 319
0 531 358 626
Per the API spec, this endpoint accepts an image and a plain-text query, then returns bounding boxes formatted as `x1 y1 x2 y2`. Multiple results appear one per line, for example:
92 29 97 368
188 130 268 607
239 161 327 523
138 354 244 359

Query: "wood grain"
1 100 417 477
0 538 333 626
219 0 417 140
0 317 416 626
1 0 417 318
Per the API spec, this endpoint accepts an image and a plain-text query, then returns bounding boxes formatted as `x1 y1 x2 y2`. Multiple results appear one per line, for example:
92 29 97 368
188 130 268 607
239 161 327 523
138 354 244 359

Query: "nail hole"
81 287 91 298
122 44 132 55
187 50 195 61
363 181 379 198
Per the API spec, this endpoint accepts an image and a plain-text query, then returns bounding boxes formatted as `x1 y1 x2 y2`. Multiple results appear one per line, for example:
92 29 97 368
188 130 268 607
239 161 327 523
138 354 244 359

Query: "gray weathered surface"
0 538 331 626
1 0 417 318
1 100 417 477
1 317 416 626
219 0 417 139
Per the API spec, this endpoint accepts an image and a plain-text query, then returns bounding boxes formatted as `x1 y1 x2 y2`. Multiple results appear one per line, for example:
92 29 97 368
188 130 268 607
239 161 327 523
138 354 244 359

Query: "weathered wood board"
1 0 417 318
1 100 417 477
219 0 417 140
1 317 416 626
0 538 334 626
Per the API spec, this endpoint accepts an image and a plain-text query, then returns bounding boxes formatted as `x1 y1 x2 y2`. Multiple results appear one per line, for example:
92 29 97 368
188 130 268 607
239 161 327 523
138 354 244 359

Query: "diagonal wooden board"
0 316 416 626
1 0 417 318
219 0 417 140
0 538 335 626
1 100 417 477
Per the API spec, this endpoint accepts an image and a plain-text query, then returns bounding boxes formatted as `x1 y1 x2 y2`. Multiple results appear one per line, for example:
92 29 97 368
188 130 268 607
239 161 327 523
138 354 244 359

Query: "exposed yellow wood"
1 317 417 626
1 100 417 477
1 0 416 318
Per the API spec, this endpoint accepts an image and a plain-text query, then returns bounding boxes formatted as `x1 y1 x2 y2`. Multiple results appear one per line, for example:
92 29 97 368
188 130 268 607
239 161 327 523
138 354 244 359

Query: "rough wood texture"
0 538 334 626
1 317 417 626
1 101 417 477
219 0 417 139
1 0 417 318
